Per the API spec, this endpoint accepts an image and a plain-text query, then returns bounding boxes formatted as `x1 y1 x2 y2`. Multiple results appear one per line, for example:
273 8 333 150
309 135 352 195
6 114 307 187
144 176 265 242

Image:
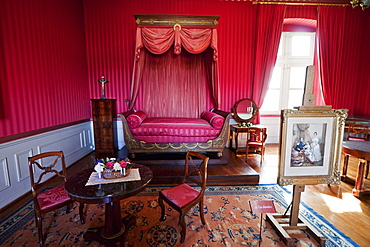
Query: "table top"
342 141 370 161
346 116 370 123
230 124 267 131
65 164 153 204
342 141 370 153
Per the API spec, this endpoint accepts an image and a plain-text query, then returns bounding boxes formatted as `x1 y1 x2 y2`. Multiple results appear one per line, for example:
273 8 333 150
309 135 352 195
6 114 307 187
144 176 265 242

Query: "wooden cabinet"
91 99 116 154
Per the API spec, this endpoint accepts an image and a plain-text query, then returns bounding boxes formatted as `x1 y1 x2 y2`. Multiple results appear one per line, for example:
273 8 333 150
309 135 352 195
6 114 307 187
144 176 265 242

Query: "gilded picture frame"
278 108 348 186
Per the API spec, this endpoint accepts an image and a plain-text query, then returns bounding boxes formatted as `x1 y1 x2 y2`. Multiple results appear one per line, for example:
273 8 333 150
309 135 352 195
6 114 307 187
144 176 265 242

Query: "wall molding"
0 122 94 209
0 119 90 145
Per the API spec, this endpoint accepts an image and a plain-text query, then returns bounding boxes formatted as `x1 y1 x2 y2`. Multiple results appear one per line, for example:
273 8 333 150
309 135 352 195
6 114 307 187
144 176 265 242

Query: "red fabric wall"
0 0 89 138
83 0 259 114
1 0 369 138
84 1 370 118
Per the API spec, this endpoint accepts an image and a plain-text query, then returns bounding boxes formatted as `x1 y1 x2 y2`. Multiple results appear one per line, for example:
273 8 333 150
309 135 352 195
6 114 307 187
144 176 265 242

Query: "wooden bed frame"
118 109 231 158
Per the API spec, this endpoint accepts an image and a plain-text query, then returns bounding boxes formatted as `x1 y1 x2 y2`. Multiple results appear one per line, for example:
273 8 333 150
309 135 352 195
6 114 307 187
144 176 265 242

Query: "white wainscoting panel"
260 116 280 144
15 149 33 182
115 119 125 150
0 157 10 192
229 117 279 148
0 122 94 210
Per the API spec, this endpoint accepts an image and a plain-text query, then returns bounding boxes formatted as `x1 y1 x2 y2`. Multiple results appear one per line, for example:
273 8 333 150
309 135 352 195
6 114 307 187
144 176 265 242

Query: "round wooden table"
65 164 153 246
342 141 370 197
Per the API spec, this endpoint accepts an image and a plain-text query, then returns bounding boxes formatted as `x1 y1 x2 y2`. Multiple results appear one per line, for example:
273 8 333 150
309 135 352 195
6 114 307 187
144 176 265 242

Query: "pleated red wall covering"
84 0 370 119
0 0 89 138
83 0 258 115
1 0 370 139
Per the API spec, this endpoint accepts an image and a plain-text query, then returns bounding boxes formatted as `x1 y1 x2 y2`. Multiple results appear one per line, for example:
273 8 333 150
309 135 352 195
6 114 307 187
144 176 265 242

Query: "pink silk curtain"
252 4 286 123
129 26 219 118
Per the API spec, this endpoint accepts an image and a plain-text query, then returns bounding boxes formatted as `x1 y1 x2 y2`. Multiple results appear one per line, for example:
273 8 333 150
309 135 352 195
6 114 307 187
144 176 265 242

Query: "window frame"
260 32 316 115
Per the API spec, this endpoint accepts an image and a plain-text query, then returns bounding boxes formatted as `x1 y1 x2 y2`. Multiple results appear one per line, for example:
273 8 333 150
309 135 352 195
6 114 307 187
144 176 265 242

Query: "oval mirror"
232 98 259 124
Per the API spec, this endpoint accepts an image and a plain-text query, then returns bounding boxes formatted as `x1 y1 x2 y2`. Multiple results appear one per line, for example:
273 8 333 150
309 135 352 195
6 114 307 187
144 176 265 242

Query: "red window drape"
316 6 370 116
252 4 286 123
129 26 219 118
316 6 347 108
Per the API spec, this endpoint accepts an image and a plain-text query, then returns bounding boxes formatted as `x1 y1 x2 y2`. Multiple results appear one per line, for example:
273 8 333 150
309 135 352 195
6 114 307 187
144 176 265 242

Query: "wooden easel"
299 65 332 112
266 66 328 247
266 185 326 246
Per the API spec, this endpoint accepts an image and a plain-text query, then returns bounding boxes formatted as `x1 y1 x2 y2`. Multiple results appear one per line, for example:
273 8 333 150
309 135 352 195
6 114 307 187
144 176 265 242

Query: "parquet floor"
125 147 259 185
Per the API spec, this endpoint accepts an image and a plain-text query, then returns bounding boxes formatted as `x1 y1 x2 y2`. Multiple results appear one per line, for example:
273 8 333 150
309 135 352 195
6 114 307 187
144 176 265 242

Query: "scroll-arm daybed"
118 109 231 158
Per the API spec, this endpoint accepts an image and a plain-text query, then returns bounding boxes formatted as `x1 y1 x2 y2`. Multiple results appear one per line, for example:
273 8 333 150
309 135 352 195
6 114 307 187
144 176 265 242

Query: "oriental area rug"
0 184 359 247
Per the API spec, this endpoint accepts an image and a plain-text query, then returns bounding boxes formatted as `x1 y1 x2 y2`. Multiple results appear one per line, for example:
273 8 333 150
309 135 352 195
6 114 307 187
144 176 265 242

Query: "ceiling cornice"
250 0 349 3
251 0 350 6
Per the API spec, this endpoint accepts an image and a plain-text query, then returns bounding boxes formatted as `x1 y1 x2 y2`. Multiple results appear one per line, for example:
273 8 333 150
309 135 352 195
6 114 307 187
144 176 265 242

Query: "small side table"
230 125 267 153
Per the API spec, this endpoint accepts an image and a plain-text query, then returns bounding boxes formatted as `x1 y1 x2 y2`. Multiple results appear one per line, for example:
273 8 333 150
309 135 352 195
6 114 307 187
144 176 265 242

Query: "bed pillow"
201 111 224 130
126 110 147 129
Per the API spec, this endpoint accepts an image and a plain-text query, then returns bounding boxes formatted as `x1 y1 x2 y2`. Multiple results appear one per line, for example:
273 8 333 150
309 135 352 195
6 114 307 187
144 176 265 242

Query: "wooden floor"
119 147 259 185
2 144 370 246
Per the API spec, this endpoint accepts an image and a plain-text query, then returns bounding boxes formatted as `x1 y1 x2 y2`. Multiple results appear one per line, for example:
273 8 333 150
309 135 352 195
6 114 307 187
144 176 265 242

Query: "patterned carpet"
0 184 360 247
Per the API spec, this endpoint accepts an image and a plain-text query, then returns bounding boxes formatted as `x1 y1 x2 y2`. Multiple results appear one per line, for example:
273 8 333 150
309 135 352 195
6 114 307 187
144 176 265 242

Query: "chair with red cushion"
246 127 268 165
345 124 370 178
158 151 209 243
28 151 85 246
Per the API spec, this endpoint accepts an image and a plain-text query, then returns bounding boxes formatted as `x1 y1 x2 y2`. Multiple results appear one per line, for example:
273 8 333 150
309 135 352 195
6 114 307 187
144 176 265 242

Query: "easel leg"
290 185 304 226
266 185 326 247
259 213 263 247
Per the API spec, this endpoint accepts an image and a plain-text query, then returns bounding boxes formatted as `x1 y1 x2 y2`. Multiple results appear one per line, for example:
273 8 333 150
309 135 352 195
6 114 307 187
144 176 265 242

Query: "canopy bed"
120 15 231 158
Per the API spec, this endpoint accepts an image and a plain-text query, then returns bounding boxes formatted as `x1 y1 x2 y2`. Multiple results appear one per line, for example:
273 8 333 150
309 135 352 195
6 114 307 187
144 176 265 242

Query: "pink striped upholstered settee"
118 109 231 158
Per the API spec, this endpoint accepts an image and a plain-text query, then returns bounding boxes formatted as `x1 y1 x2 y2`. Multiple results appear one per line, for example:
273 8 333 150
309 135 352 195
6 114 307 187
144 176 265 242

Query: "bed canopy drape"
129 15 220 118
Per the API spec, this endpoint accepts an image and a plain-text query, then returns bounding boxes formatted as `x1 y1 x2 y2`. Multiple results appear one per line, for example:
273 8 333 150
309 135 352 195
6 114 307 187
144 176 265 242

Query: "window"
260 32 315 114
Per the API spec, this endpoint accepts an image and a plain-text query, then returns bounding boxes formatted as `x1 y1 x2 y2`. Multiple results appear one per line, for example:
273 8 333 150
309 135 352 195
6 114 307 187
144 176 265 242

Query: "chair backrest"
347 124 369 141
28 151 68 194
247 127 267 143
183 151 209 192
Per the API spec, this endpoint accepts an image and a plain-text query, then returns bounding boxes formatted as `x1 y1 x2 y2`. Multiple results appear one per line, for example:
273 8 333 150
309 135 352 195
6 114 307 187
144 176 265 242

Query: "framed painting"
278 108 348 186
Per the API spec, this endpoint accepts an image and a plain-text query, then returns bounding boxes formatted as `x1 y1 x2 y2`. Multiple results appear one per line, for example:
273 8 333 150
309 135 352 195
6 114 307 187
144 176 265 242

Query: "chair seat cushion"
161 184 200 208
247 141 265 146
37 186 70 210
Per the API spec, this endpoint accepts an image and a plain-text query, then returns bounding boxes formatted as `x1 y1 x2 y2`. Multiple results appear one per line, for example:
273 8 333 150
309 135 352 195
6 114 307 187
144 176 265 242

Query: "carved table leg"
342 154 349 176
353 158 366 197
229 129 233 149
235 132 239 153
83 201 136 246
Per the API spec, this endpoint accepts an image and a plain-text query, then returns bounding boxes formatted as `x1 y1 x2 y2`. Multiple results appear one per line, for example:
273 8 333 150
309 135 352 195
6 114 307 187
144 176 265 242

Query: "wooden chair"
28 151 85 246
246 127 268 165
345 124 370 178
158 151 209 243
347 124 369 141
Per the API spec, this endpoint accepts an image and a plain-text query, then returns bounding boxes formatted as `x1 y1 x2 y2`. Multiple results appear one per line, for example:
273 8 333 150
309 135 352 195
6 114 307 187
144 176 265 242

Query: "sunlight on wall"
321 193 362 213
